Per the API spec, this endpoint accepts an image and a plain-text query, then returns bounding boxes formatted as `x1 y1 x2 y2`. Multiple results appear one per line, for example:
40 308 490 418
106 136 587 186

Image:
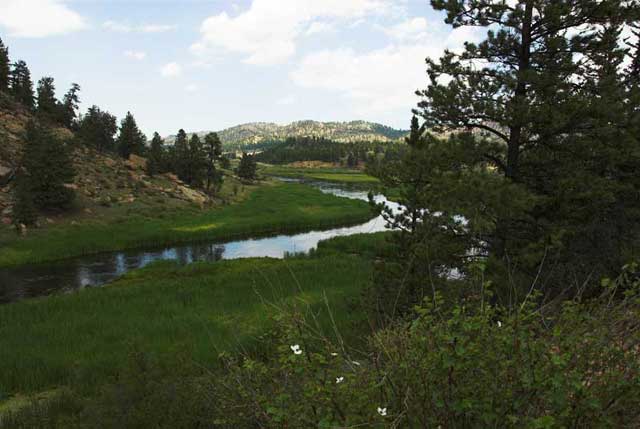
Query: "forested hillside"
166 120 408 150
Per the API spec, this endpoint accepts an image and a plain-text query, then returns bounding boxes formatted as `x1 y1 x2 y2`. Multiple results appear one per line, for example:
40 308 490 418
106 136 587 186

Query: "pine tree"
77 105 118 152
204 132 223 193
187 134 207 186
416 1 637 261
117 112 146 159
0 37 10 93
172 129 189 181
60 83 81 129
237 152 257 181
10 60 34 110
147 132 165 176
370 0 640 318
12 174 38 227
17 121 76 214
36 76 59 123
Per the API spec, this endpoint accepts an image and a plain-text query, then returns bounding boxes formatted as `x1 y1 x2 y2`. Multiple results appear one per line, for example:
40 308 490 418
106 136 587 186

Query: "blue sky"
0 0 484 137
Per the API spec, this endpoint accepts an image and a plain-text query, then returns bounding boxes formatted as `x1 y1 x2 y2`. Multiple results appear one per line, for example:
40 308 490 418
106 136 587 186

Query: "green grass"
260 165 380 184
0 253 373 395
312 231 394 258
0 182 374 267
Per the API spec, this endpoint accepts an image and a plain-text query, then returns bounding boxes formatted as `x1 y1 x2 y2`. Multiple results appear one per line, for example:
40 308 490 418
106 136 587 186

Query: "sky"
0 0 486 137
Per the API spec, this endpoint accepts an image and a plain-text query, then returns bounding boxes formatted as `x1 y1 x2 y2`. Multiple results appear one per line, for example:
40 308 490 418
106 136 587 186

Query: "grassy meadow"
260 164 380 184
0 236 383 395
0 182 374 267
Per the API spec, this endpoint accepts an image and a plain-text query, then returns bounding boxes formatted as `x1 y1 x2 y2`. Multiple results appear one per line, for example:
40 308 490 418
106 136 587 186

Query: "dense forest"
254 136 402 166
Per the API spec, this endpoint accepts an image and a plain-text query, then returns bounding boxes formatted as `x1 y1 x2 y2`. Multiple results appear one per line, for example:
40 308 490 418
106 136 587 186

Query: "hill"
166 120 408 149
0 93 209 227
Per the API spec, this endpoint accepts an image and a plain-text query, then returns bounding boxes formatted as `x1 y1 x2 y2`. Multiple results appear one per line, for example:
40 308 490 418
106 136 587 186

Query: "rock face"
175 185 207 205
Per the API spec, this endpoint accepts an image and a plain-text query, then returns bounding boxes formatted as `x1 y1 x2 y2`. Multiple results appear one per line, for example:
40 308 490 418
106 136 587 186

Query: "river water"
0 180 399 304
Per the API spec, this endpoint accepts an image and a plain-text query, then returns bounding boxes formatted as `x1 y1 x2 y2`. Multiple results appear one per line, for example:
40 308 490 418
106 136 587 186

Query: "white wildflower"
290 344 302 355
497 321 503 328
336 376 344 384
377 407 387 416
331 352 339 357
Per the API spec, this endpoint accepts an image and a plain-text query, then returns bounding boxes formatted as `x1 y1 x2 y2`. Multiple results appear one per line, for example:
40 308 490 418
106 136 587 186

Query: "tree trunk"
495 0 534 258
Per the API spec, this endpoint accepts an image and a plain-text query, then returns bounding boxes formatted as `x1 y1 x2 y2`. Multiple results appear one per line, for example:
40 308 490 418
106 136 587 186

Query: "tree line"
253 136 400 167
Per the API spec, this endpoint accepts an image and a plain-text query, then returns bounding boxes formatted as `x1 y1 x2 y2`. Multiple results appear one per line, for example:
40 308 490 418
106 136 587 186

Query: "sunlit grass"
260 165 380 184
0 183 373 267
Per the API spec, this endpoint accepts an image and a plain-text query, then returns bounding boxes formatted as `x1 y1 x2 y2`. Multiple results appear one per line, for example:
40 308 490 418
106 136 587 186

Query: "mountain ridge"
165 120 408 149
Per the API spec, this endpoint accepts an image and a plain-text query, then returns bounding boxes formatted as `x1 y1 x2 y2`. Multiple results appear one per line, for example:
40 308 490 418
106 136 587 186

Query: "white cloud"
445 26 486 52
161 62 182 78
140 24 177 33
191 0 404 65
103 21 176 34
382 17 428 41
290 20 485 118
103 20 132 33
306 22 336 36
185 84 199 93
291 45 432 116
124 50 147 60
0 0 86 38
124 51 147 61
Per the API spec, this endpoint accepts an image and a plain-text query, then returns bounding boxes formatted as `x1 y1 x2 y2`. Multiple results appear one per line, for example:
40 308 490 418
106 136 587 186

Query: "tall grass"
0 254 372 395
261 165 380 184
0 183 374 267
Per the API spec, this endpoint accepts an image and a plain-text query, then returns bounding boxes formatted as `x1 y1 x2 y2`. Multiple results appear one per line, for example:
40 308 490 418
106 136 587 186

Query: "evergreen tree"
204 132 223 193
371 0 640 319
12 174 38 227
10 60 34 110
172 129 189 181
16 121 76 216
187 134 207 186
60 83 81 129
0 37 10 93
36 76 59 123
147 132 166 176
237 152 257 181
76 105 118 152
117 111 146 159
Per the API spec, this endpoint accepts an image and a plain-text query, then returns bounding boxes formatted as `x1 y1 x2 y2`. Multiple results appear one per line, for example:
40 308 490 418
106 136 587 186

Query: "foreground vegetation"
1 236 638 427
0 246 374 396
0 182 373 267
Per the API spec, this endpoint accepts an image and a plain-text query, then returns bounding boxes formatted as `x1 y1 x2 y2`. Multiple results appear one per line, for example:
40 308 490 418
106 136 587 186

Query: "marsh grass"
0 183 373 267
0 254 372 395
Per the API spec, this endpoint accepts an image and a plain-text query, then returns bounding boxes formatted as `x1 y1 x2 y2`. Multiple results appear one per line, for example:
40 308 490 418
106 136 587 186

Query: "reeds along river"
0 180 401 304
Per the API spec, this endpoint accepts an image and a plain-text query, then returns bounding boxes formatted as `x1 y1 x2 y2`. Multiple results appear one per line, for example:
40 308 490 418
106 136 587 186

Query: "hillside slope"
166 120 408 149
0 95 209 227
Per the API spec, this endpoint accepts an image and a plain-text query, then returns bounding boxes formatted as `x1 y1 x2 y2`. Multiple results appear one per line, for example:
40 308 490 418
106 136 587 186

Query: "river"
0 180 399 304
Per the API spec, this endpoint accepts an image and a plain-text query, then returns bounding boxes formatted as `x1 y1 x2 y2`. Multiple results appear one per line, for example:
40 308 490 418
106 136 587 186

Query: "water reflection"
0 180 397 304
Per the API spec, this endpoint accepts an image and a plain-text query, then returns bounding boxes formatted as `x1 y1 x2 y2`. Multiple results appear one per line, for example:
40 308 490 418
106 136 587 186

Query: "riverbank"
0 182 374 268
0 233 389 396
